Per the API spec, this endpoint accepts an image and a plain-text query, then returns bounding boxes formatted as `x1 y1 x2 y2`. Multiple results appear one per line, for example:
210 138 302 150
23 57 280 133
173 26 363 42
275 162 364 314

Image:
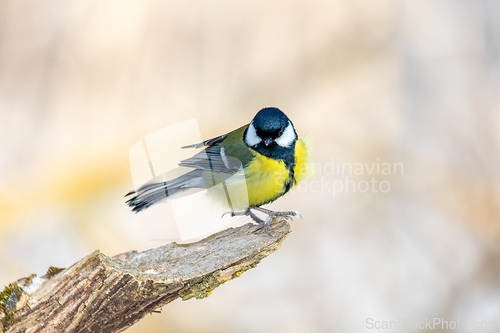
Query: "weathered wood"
1 220 291 333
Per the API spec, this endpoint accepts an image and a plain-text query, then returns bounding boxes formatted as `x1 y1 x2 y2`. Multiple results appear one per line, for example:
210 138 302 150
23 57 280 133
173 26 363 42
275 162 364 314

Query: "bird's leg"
246 210 273 236
221 208 272 236
251 206 302 220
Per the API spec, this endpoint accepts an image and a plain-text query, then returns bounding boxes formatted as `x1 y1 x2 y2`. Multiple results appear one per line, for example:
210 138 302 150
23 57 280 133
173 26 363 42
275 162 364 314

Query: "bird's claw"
221 211 235 219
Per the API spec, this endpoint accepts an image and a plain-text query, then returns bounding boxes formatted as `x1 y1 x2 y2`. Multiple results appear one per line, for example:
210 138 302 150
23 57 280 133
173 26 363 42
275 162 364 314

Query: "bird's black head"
244 107 297 162
252 107 289 139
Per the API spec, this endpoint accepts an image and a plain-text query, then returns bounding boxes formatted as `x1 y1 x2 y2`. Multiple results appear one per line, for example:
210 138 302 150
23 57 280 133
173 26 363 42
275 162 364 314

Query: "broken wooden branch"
1 220 291 333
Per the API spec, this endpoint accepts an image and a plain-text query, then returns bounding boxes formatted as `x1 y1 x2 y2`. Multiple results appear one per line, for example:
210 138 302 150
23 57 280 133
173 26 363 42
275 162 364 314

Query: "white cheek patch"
244 122 262 147
275 121 296 148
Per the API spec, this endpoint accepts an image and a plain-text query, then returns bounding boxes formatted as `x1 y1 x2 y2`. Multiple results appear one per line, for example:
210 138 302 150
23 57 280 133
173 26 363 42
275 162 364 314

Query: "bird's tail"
125 169 205 213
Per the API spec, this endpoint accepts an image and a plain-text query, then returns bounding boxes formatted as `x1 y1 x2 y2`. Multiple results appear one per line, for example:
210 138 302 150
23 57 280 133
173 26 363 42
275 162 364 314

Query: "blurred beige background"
1 0 500 332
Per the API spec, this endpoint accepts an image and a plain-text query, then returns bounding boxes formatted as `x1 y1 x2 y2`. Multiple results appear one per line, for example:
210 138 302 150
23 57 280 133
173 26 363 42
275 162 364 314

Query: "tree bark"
0 220 291 333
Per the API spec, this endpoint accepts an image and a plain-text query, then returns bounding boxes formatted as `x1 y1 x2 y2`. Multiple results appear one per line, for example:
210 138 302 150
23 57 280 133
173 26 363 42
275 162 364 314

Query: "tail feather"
126 169 205 213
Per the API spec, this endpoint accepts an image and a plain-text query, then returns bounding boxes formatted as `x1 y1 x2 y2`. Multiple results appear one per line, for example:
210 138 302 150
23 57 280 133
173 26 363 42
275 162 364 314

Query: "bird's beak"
264 137 272 146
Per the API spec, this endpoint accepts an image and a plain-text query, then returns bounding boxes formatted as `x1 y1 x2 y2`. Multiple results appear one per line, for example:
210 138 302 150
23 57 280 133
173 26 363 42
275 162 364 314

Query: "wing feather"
179 146 242 173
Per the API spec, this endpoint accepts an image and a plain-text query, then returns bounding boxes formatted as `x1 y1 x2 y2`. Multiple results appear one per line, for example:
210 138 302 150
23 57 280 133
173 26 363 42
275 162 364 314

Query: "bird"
125 107 310 235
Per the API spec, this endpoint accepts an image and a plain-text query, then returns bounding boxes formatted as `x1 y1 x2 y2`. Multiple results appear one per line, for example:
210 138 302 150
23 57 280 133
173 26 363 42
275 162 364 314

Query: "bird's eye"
278 129 284 137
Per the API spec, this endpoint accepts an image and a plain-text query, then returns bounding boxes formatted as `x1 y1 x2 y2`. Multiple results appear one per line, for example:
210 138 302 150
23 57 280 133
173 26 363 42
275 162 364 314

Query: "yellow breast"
245 138 310 207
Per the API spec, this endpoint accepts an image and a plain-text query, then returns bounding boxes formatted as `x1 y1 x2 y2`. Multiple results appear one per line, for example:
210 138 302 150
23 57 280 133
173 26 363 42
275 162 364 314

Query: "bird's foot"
222 207 301 236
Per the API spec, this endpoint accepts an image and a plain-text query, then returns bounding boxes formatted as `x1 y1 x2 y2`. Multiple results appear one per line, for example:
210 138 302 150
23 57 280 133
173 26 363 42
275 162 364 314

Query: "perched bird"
126 107 310 235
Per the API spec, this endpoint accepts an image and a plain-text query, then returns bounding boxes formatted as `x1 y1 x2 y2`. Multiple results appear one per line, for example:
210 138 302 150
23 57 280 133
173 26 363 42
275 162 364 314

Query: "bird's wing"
126 126 251 213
